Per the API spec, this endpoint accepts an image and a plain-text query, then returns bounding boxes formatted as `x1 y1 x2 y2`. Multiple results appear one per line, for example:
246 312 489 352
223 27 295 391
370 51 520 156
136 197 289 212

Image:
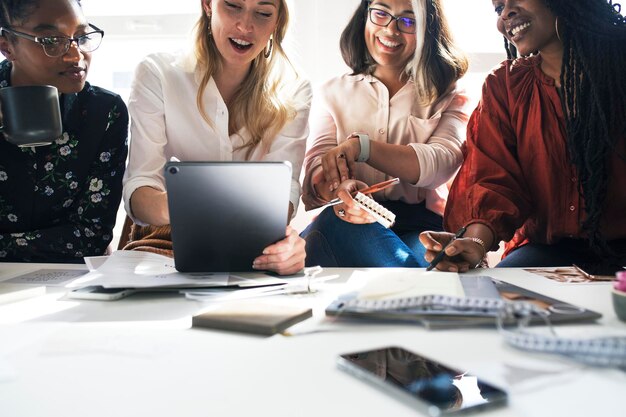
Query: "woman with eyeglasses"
420 0 626 274
0 0 128 263
122 0 310 275
300 0 468 267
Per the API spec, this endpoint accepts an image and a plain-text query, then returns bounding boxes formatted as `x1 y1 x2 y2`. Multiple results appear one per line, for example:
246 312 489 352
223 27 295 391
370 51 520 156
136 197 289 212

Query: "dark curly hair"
505 0 626 258
1 0 81 29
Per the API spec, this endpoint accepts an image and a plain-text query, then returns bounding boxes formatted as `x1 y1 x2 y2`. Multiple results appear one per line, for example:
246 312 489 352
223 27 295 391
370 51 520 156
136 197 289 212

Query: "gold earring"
555 16 561 42
208 14 212 37
264 37 273 59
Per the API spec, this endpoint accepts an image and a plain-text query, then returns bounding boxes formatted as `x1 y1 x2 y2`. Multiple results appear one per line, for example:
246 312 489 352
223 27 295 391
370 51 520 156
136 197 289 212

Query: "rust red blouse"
444 56 626 255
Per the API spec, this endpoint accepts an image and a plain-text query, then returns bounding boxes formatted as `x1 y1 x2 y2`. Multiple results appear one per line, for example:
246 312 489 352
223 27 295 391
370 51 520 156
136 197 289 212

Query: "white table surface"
0 263 624 417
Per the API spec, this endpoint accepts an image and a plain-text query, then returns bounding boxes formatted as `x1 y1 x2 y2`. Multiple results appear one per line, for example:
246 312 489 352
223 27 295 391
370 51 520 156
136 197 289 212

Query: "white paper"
6 269 88 286
68 251 231 289
354 269 464 300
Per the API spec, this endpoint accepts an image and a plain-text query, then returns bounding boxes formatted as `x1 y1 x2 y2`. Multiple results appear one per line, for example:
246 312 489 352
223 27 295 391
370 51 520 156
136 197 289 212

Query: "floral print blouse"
0 60 128 263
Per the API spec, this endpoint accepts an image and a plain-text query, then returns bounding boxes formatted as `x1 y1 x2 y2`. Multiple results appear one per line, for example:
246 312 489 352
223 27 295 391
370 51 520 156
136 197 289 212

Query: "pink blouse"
302 73 469 216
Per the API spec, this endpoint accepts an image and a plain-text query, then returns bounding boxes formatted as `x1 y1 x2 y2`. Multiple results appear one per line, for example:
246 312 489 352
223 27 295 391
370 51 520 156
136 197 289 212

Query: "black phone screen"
339 347 507 415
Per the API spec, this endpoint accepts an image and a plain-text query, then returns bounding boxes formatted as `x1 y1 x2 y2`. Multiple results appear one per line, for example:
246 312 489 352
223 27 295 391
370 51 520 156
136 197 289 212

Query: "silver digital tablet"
164 161 291 273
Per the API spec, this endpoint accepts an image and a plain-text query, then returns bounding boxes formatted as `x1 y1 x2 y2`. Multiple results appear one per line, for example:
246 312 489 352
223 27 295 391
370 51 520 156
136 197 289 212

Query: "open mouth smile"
377 37 402 50
508 21 531 38
229 38 254 51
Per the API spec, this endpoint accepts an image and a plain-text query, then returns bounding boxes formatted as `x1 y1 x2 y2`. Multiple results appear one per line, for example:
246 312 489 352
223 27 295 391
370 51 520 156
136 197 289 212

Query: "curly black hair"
1 0 81 28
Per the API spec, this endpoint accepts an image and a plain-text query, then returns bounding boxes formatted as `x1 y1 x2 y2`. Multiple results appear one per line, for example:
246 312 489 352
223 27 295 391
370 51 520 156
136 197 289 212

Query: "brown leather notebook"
192 301 313 335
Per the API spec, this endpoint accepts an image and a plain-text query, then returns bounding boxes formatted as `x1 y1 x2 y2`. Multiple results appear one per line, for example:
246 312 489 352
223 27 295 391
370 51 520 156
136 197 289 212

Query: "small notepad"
192 301 312 335
353 192 396 228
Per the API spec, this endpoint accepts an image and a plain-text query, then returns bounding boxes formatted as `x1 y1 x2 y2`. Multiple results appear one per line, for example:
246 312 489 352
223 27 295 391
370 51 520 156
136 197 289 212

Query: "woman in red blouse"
420 0 626 274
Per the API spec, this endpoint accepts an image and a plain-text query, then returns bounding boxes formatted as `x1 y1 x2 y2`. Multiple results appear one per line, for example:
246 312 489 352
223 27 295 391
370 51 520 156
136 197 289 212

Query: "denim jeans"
497 238 626 275
301 201 443 267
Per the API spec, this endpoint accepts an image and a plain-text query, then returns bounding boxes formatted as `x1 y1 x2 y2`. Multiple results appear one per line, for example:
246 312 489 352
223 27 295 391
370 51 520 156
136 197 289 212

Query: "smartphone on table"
337 346 507 416
67 286 136 301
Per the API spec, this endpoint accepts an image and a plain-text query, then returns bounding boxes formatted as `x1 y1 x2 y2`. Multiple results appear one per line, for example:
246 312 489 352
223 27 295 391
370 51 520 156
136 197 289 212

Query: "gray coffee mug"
0 85 62 147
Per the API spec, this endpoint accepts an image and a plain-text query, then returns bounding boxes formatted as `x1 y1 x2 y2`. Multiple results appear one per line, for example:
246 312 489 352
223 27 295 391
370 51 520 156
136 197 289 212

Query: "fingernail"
434 245 441 251
447 247 457 256
341 176 347 181
449 266 457 272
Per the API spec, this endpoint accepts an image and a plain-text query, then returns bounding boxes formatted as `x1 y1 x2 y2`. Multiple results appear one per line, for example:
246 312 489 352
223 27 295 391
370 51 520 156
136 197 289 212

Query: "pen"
426 226 467 271
323 178 400 207
572 264 614 281
572 264 593 280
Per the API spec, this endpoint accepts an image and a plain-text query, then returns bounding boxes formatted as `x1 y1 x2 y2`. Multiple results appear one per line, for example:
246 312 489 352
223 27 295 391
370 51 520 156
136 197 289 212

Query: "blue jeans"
497 239 626 275
301 201 443 267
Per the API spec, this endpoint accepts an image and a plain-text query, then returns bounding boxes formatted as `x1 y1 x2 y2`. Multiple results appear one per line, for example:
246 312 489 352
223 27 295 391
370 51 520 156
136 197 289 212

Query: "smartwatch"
355 133 370 162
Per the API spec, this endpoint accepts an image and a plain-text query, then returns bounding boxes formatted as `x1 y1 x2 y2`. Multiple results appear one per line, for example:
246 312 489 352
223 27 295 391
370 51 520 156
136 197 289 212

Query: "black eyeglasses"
368 8 417 34
0 24 104 57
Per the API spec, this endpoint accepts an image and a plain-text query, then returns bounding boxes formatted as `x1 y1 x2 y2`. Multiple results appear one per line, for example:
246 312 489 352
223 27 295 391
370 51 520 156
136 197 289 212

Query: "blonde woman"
123 0 311 275
301 0 469 267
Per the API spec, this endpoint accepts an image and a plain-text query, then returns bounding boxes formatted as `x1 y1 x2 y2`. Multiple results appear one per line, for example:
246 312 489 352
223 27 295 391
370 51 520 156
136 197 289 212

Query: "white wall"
77 0 509 242
81 0 507 102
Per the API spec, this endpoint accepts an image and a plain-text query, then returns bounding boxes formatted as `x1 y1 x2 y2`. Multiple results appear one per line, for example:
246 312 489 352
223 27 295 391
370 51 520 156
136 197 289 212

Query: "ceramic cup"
0 85 62 147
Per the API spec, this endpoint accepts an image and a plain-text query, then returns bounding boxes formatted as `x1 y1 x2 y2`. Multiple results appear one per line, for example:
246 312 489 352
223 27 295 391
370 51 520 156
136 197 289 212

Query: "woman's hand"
333 179 376 224
419 231 485 272
253 225 306 275
320 135 361 192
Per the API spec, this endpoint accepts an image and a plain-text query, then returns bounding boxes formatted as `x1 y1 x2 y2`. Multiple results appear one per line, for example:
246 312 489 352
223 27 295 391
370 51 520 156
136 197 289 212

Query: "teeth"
511 22 530 36
378 38 400 48
231 38 252 46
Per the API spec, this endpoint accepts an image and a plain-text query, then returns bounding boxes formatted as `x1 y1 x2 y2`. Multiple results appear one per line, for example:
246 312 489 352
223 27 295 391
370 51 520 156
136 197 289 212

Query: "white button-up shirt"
302 73 469 216
123 52 312 221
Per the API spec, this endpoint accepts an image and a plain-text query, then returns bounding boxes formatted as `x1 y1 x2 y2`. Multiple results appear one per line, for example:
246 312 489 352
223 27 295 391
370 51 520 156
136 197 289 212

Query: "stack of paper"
68 250 286 290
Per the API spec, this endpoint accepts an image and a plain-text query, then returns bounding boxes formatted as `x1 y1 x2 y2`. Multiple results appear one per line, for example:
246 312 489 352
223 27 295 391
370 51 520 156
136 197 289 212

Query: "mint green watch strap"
356 133 370 162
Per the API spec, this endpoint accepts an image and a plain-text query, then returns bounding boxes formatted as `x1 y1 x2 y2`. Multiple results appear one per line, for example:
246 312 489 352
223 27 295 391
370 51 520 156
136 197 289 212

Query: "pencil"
323 178 400 207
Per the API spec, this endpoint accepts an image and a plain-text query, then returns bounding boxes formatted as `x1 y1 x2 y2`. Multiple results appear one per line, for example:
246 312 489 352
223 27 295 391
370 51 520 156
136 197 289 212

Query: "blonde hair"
193 0 297 156
408 0 468 104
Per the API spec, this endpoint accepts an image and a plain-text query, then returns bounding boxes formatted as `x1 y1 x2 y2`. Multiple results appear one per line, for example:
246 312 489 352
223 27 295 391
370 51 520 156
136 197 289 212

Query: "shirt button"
569 205 576 211
571 177 577 182
378 128 385 134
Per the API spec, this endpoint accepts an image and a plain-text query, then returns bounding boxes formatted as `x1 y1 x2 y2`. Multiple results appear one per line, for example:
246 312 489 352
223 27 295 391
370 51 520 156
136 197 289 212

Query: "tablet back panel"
164 161 291 272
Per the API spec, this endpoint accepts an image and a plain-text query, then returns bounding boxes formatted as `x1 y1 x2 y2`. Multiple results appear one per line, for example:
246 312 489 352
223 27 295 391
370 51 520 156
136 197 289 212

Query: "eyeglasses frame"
0 24 104 57
367 7 417 34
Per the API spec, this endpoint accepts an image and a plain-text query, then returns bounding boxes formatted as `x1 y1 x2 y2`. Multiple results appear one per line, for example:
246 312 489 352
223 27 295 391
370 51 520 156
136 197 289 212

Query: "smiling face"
364 0 417 76
0 0 92 94
492 0 561 56
204 0 279 72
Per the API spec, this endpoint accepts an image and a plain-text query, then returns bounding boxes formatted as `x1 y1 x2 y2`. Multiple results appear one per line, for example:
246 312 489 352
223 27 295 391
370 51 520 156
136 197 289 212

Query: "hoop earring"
555 16 561 42
264 37 273 59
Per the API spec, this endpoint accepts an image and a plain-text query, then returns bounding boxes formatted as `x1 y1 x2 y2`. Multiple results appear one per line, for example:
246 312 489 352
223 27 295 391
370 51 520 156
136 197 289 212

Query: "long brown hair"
339 0 467 105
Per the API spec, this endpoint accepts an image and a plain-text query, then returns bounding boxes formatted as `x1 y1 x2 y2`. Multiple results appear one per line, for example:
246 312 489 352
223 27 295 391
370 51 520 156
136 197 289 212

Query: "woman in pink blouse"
300 0 469 267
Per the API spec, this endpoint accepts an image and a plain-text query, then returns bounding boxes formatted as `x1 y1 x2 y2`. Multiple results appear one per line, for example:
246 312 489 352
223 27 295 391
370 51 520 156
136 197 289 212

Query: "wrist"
467 237 487 259
354 133 370 162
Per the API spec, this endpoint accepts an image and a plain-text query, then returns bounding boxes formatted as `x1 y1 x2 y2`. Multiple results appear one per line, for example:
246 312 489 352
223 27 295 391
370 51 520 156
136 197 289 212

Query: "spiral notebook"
352 192 396 228
325 276 601 329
